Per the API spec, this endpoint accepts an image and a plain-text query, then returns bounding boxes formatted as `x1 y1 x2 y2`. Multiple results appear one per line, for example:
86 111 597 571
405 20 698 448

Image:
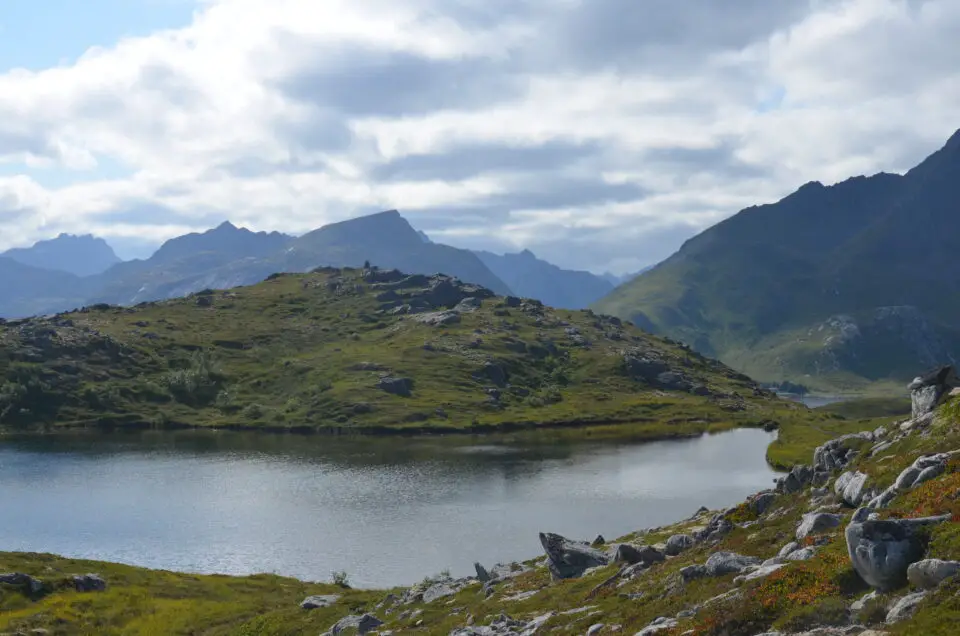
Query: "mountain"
601 265 655 288
0 266 783 432
0 257 92 318
1 233 121 277
475 249 614 309
593 129 960 390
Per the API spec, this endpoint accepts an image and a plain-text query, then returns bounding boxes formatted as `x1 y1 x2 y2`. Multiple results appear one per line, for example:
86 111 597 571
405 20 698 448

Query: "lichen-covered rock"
704 551 761 577
539 532 610 579
906 559 960 590
664 534 695 556
834 471 870 507
796 512 843 540
846 508 951 590
886 591 928 624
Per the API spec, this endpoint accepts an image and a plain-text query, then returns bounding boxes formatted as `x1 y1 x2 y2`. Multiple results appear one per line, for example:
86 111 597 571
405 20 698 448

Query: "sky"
0 0 958 271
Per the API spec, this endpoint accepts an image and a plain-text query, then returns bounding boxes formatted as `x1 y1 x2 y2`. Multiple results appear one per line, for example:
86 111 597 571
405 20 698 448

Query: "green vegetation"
0 267 805 438
815 396 912 420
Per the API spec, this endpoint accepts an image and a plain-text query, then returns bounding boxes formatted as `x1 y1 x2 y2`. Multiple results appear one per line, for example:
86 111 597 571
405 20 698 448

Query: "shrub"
331 571 350 587
162 350 222 405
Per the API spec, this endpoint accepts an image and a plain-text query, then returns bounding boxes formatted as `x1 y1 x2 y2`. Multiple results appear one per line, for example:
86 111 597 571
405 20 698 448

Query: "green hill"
594 130 960 392
0 266 801 436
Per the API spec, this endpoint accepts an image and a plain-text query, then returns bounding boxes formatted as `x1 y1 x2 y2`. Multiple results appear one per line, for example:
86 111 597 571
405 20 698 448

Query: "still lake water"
0 428 779 588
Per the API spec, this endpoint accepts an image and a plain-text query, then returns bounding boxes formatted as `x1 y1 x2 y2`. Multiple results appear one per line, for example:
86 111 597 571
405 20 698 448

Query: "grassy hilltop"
0 266 808 439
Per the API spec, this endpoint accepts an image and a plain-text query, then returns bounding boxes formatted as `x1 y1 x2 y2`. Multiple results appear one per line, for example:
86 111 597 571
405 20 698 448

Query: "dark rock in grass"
777 464 814 494
377 376 413 397
0 572 43 594
703 551 761 577
664 534 696 556
474 562 491 582
612 544 665 566
539 532 610 579
72 573 106 592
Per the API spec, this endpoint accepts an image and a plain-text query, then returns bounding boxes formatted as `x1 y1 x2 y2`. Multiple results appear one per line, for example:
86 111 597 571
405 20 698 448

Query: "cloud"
0 0 958 273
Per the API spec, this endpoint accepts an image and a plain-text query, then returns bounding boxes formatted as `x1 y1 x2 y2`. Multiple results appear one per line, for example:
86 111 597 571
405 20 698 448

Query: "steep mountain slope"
594 130 960 390
0 266 797 434
475 249 614 309
1 233 121 277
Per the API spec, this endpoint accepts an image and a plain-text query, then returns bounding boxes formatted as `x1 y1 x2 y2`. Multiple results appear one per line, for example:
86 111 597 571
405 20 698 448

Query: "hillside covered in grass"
3 375 959 634
0 266 805 436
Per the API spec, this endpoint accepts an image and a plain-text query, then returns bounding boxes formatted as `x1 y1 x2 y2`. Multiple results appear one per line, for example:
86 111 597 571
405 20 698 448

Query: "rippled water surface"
0 428 779 587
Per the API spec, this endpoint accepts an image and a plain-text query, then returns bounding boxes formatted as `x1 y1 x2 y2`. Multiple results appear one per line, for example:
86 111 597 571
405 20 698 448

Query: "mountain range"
595 129 960 391
0 211 618 319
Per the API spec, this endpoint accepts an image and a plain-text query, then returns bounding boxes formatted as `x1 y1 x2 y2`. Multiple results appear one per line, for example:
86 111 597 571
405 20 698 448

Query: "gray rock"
451 612 553 636
415 310 461 326
72 573 106 592
867 453 953 509
0 572 43 594
751 491 778 515
909 365 958 419
301 594 341 609
586 624 604 636
636 617 678 635
778 541 800 558
695 513 733 542
906 558 960 590
846 508 951 590
849 590 879 613
664 534 695 556
813 433 873 473
377 376 413 397
679 565 707 582
785 547 817 562
422 581 459 603
885 591 928 624
778 465 814 494
539 532 610 579
796 512 843 540
762 556 787 567
612 544 664 566
735 563 786 583
835 471 870 507
474 562 491 582
327 613 384 635
704 551 761 577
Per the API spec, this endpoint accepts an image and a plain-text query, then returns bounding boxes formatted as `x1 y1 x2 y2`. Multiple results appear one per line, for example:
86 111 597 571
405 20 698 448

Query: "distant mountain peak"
1 233 121 277
214 220 239 232
945 128 960 151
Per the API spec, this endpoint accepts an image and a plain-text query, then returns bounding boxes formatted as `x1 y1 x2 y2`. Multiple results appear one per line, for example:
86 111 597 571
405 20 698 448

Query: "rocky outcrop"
611 544 665 566
777 465 815 494
834 471 870 507
909 365 959 419
72 573 107 592
0 572 43 594
796 512 843 540
704 551 762 577
301 594 341 609
845 507 951 590
906 559 960 590
451 611 554 636
635 616 678 635
377 376 413 397
814 433 873 473
539 532 610 579
886 591 928 624
867 452 955 509
664 534 696 556
324 613 383 635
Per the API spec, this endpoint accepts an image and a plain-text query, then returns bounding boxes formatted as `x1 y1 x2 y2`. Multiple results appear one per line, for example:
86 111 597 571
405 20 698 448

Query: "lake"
0 428 779 588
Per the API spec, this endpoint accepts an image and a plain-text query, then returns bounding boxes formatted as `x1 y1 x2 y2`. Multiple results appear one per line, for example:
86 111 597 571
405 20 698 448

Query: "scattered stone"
539 532 610 579
885 591 928 624
325 613 383 635
72 574 106 592
734 563 786 583
777 465 815 494
635 616 678 635
611 544 664 566
704 552 761 577
835 471 871 507
796 512 843 540
846 507 951 590
867 453 955 509
814 433 873 473
664 534 696 556
849 590 880 613
778 541 800 558
906 559 960 590
377 376 413 397
301 594 341 610
695 513 733 543
586 624 604 636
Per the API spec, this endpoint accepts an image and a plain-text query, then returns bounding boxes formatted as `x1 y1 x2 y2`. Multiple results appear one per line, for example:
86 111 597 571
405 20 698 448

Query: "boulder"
326 614 383 635
785 547 817 562
414 310 461 326
750 491 778 515
845 507 951 590
885 591 928 624
867 453 953 509
906 559 960 590
778 542 800 558
636 617 678 635
796 512 843 540
377 376 413 397
734 563 786 583
72 574 106 592
0 572 43 594
451 611 553 636
834 471 870 507
695 513 733 543
473 362 508 388
301 594 341 609
539 532 610 579
623 355 669 381
813 433 873 473
474 562 491 582
679 564 707 582
777 465 814 494
909 365 959 419
664 534 696 556
704 551 761 577
612 544 664 566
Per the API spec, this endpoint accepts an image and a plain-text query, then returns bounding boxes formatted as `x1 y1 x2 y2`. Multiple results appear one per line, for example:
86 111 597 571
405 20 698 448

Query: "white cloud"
0 0 958 273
